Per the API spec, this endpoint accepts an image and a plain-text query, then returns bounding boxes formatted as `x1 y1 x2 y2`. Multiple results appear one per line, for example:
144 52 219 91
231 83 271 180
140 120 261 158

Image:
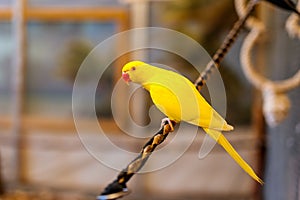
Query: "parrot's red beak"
122 72 131 83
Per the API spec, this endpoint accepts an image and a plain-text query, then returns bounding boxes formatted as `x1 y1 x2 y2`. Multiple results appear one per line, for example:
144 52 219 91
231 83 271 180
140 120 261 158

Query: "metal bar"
11 0 27 183
0 152 4 195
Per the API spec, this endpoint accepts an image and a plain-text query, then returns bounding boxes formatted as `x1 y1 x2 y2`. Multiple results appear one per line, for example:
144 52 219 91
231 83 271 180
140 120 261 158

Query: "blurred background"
0 0 299 200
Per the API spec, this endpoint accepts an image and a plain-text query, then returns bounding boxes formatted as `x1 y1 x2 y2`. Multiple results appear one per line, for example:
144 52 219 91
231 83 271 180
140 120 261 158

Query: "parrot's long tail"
203 128 264 185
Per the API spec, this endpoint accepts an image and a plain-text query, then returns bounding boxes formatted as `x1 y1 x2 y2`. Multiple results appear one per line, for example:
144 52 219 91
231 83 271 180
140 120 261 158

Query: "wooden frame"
0 1 129 183
0 7 128 30
0 5 129 133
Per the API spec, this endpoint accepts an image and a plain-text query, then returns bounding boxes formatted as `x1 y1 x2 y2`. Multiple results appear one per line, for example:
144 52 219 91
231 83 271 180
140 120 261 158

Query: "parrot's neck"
134 65 160 85
142 82 153 91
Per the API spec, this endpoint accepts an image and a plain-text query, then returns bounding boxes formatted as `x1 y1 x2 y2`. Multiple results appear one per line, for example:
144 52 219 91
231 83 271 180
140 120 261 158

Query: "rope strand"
195 0 259 90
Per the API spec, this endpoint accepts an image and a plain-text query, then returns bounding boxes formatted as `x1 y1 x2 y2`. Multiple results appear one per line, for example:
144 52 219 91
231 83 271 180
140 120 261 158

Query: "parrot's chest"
145 82 200 122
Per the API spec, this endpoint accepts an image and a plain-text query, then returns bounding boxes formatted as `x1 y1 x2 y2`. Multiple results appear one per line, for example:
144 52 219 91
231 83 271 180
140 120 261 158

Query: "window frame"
0 3 129 132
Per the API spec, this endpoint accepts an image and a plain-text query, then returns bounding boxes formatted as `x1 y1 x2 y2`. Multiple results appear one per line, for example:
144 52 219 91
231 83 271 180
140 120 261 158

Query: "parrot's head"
122 61 149 84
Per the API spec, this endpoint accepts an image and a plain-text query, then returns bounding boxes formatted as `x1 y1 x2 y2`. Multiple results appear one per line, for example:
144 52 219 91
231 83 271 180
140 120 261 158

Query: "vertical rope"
237 0 300 126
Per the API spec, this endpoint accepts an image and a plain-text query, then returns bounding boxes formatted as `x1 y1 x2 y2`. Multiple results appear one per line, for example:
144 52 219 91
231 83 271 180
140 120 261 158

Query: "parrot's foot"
161 117 175 132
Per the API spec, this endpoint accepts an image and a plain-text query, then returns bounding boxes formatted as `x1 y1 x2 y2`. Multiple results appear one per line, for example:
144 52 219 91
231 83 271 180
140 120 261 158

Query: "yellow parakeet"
122 60 263 184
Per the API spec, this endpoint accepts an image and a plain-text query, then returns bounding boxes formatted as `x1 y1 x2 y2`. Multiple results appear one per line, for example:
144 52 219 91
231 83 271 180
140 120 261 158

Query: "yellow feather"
122 61 263 184
203 128 264 185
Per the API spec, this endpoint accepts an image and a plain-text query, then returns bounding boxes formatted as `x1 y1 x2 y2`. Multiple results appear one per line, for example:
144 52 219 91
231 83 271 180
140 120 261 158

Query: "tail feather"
222 123 234 131
203 128 264 185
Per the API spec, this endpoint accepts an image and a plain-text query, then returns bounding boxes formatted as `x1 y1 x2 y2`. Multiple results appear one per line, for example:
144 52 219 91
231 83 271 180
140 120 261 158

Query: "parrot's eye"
131 67 136 71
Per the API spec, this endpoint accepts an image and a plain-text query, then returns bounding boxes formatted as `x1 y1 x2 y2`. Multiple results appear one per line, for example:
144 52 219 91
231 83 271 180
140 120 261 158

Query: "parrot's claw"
161 117 174 132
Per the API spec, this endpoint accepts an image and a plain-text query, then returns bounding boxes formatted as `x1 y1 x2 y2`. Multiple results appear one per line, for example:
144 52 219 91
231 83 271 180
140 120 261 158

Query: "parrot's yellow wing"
143 68 232 131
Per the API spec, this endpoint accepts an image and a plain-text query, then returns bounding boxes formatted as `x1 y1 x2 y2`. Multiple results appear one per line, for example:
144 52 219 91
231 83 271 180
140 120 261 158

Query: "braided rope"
236 0 300 126
99 1 258 199
195 0 259 90
99 121 175 198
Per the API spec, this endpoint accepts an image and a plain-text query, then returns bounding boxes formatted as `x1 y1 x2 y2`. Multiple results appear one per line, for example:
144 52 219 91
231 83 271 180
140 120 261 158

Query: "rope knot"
262 88 291 127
